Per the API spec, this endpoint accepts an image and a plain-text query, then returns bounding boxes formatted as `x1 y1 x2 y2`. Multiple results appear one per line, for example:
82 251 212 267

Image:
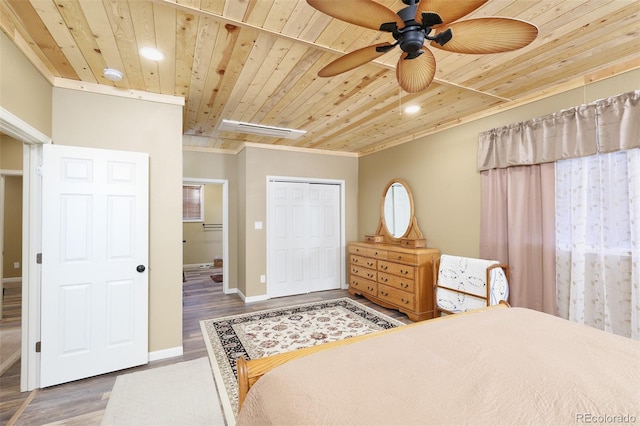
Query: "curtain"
478 90 640 171
479 90 639 326
480 164 556 313
555 149 640 340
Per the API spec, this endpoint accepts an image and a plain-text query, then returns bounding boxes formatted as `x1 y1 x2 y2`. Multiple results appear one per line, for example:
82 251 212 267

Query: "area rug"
200 297 404 423
101 358 224 426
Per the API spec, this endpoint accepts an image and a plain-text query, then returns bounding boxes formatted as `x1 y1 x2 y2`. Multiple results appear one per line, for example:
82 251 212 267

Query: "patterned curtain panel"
555 149 640 340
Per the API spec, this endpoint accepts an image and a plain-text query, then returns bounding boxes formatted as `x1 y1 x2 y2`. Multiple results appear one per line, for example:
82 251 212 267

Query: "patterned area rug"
200 297 404 424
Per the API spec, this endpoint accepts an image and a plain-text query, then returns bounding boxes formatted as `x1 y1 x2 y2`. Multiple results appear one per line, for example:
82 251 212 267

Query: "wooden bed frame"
236 301 510 409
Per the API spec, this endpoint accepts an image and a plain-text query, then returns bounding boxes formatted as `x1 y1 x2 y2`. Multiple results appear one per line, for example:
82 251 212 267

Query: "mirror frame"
375 178 424 243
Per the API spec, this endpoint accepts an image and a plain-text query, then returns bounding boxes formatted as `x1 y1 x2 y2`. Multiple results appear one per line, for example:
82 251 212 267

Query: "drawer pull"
380 290 388 296
353 258 359 263
400 282 408 288
367 261 375 267
401 269 409 275
396 255 402 260
381 277 388 282
382 265 388 270
367 273 375 278
367 286 375 292
375 251 379 256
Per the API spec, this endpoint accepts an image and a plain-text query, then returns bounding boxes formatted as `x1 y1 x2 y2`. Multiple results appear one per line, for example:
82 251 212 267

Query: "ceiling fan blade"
307 0 403 32
416 0 488 25
431 18 538 54
396 48 436 93
318 43 394 77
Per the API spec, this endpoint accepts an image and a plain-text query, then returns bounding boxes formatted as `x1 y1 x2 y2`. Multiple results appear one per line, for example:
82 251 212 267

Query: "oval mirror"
382 179 413 239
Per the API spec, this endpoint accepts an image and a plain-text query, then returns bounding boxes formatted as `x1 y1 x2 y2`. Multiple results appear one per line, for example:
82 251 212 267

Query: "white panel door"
268 181 340 297
40 144 149 387
307 183 340 292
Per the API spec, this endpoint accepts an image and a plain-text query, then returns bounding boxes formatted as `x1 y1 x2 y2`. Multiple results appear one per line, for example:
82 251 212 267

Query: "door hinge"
35 341 41 353
36 165 44 176
36 253 42 264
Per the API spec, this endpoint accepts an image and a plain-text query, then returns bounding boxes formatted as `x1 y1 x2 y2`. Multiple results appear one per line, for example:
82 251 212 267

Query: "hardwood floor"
0 269 412 425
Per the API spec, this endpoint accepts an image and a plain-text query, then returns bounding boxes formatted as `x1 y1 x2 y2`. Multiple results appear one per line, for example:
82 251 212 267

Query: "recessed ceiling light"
103 68 123 82
139 47 164 61
404 105 421 114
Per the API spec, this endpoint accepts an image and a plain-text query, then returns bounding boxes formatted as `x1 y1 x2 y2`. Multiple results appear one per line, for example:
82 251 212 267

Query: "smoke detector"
103 68 123 82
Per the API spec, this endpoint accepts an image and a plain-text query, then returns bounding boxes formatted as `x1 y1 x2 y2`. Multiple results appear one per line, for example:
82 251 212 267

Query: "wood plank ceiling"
2 0 639 155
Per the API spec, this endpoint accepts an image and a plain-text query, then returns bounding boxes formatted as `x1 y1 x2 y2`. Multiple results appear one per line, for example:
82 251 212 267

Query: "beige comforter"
237 307 640 425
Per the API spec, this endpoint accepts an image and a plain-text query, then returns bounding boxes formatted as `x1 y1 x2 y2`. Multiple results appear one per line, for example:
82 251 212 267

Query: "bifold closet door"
268 181 340 297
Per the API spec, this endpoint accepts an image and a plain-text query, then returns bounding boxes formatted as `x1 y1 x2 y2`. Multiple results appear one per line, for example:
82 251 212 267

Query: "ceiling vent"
218 119 306 140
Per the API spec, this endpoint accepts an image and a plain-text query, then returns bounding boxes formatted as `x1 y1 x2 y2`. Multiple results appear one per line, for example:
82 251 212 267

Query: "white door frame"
182 178 230 294
0 107 51 391
266 176 347 298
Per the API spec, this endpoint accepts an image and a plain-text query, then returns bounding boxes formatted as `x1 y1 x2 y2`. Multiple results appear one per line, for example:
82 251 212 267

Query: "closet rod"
202 223 223 230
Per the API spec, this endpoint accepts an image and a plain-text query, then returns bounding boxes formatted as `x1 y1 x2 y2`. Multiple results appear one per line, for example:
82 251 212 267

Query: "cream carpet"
0 327 21 375
101 358 225 426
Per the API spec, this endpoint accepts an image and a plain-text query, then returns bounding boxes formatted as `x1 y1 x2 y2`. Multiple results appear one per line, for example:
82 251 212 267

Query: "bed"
236 303 640 425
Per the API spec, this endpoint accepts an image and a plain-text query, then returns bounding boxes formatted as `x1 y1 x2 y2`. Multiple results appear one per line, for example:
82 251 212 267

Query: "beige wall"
0 32 52 136
1 137 24 278
52 88 184 353
183 147 359 298
358 69 640 258
2 175 22 278
183 150 239 291
1 135 24 169
241 146 359 297
182 183 224 265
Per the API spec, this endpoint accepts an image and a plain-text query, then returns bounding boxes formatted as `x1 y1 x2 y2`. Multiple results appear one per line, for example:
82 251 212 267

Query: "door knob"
136 265 146 273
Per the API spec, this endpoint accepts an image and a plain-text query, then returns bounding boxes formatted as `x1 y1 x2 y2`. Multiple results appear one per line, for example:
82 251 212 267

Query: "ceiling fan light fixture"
404 105 420 114
139 47 164 61
103 68 123 82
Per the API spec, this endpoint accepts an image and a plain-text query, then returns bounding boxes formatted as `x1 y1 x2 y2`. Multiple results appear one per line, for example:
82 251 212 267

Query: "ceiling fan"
307 0 538 93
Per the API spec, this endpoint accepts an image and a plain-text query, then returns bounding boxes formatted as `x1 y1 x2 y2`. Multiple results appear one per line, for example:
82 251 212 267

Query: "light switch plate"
255 221 263 230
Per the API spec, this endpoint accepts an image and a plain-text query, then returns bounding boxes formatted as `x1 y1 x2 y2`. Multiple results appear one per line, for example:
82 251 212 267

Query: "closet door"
268 181 340 297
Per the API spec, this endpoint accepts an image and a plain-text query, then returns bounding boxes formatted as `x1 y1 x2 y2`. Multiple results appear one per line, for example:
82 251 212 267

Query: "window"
183 185 204 222
555 149 639 339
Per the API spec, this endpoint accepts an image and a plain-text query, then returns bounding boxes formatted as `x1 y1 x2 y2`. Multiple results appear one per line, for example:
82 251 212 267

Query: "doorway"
0 160 23 378
182 178 229 294
0 106 51 391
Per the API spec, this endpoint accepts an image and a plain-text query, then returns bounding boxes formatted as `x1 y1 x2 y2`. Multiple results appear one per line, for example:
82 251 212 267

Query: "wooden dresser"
348 241 440 321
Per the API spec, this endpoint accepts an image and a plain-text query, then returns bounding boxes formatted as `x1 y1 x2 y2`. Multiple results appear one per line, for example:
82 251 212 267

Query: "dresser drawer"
378 284 415 310
387 251 418 264
377 261 415 279
377 272 415 293
350 254 377 269
349 276 378 297
350 264 378 281
349 245 388 260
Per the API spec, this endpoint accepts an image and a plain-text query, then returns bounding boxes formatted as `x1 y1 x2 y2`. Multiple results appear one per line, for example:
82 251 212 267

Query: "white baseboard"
241 292 270 303
148 345 183 362
2 277 22 284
